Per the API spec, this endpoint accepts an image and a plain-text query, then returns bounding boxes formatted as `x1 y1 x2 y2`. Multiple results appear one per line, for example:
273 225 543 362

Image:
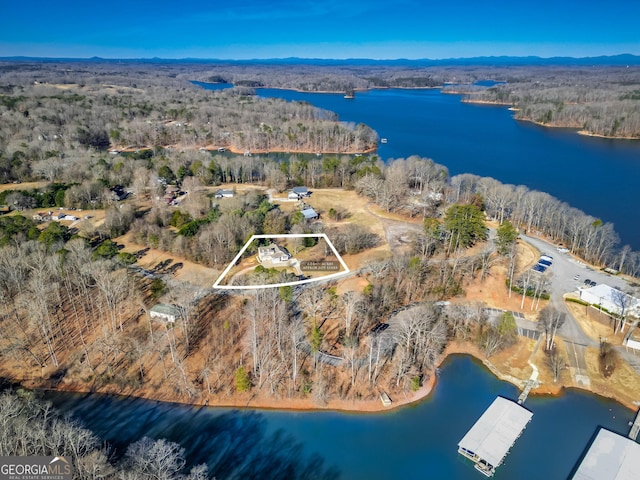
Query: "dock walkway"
518 336 542 405
517 379 537 405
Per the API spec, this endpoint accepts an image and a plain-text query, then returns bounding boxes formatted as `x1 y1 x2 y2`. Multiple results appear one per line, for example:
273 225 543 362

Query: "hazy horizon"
1 53 639 62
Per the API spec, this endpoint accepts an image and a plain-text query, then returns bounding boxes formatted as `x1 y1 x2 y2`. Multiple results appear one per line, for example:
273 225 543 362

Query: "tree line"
452 66 640 138
0 64 378 185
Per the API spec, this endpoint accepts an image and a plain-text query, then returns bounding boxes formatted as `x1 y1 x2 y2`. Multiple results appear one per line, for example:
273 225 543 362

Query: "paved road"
565 340 592 386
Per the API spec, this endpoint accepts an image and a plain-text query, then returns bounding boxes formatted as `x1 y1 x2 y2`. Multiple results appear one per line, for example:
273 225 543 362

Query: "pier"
458 396 533 477
517 378 537 405
518 336 542 405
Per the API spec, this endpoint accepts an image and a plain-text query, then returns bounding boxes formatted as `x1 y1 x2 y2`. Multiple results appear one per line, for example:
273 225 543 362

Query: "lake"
45 355 633 479
197 82 640 249
255 87 640 250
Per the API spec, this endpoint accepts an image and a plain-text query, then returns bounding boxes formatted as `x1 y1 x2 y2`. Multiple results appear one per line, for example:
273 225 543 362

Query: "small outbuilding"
301 207 319 220
150 304 182 323
380 391 392 407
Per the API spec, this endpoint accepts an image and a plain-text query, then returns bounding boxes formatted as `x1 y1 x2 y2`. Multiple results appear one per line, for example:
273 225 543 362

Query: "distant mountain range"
1 54 639 66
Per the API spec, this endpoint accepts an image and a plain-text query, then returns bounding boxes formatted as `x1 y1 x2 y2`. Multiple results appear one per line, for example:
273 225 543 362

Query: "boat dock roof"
572 428 640 480
458 396 533 473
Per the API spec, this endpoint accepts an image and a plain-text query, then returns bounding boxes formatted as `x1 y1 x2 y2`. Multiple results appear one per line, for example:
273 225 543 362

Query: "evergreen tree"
497 311 518 346
444 204 487 251
235 366 251 392
496 220 519 255
310 322 323 354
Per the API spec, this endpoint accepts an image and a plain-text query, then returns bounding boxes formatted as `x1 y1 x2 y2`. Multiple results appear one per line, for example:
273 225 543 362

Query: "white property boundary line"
212 233 350 290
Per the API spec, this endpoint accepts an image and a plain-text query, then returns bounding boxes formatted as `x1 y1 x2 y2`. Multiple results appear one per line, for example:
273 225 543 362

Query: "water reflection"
44 392 340 479
42 355 634 480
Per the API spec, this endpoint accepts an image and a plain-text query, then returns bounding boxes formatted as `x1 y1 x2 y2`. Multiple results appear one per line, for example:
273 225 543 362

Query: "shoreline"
576 129 640 141
23 340 637 415
221 144 378 156
113 144 378 156
227 84 442 94
462 98 640 140
461 98 511 106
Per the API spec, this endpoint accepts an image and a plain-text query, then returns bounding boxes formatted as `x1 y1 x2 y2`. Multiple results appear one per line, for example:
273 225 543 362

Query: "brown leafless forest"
1 59 639 477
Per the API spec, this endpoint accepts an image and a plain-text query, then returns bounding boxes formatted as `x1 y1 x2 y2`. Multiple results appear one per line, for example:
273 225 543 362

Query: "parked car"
573 274 581 280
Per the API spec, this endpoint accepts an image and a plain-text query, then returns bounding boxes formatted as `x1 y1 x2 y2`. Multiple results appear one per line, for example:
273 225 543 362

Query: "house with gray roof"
301 207 319 220
214 189 235 198
289 186 310 199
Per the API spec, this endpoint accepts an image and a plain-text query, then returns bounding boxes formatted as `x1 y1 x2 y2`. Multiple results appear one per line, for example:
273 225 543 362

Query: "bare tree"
479 327 503 358
546 349 566 382
393 304 447 386
538 306 566 351
341 291 362 336
447 302 487 340
92 262 132 332
122 437 193 480
611 288 633 334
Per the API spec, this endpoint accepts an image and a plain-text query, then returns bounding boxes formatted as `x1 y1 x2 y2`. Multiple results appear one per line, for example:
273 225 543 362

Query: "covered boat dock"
458 396 533 477
572 427 640 480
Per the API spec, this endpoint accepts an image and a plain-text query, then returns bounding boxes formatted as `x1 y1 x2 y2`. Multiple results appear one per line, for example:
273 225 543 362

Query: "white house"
149 304 182 323
258 243 291 265
33 211 52 221
214 189 234 198
579 284 640 318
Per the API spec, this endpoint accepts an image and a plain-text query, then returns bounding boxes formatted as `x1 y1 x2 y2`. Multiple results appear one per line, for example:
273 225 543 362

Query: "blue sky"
1 0 638 59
